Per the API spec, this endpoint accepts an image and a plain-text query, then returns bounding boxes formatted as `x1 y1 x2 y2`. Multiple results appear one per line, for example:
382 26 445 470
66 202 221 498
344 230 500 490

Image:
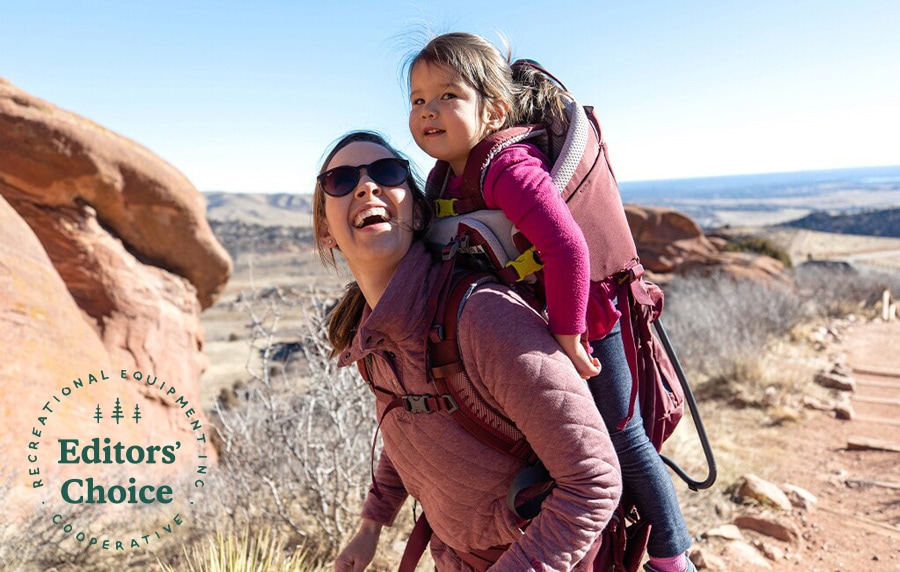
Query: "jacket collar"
337 241 439 367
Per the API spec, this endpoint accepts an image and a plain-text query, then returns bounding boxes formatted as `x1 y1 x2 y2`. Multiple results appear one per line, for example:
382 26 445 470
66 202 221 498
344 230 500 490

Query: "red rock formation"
625 205 721 273
625 204 789 285
0 78 231 516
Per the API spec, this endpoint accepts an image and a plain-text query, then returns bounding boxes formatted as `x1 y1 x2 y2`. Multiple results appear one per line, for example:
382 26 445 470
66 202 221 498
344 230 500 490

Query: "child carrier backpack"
412 60 716 571
389 262 712 572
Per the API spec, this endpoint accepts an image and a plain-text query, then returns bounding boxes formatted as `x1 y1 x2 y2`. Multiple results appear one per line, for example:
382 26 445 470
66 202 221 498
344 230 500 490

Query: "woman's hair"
312 130 431 355
406 32 567 131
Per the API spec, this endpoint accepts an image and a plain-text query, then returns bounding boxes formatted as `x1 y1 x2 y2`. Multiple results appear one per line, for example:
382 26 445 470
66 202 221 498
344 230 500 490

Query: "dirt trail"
736 319 900 571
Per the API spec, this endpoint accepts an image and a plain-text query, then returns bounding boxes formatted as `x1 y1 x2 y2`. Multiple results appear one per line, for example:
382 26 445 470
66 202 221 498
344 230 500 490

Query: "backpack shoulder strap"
427 268 537 465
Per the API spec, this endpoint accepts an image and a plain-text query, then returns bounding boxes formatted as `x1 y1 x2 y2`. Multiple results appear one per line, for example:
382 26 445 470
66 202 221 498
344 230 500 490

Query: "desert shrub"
159 527 325 572
0 491 182 572
793 263 900 319
722 236 793 268
661 272 805 397
190 286 375 566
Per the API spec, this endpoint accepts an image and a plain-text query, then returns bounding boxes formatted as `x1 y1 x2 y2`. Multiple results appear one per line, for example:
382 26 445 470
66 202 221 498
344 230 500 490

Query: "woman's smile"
352 204 392 230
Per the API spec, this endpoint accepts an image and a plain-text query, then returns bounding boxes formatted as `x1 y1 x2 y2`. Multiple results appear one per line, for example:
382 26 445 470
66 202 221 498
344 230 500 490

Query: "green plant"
722 236 792 268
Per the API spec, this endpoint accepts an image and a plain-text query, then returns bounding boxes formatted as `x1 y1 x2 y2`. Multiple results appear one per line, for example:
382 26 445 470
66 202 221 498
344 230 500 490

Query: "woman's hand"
554 333 601 379
334 519 383 572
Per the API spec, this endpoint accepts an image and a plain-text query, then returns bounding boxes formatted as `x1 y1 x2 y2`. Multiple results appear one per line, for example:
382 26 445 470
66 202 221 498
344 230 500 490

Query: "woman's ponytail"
327 281 367 357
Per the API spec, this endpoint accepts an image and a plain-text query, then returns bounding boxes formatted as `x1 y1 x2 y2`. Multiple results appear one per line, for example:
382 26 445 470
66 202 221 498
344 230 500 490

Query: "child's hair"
407 32 568 132
510 60 568 134
312 130 431 354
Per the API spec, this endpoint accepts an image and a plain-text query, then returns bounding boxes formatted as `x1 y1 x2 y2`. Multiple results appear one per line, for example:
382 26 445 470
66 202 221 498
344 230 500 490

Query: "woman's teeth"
354 207 390 228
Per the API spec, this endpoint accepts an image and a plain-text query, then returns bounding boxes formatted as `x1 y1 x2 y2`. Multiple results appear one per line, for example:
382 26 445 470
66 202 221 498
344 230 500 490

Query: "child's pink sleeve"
482 144 589 336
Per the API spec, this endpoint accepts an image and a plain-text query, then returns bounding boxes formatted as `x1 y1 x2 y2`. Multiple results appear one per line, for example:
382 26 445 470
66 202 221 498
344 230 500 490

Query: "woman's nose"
354 176 381 198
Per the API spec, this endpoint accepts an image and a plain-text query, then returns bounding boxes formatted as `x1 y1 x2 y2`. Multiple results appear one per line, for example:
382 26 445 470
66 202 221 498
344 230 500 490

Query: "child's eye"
441 92 457 100
411 97 424 106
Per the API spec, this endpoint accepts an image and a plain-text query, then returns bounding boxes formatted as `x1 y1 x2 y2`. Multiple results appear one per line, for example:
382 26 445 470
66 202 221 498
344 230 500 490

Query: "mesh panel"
550 96 589 195
444 370 524 443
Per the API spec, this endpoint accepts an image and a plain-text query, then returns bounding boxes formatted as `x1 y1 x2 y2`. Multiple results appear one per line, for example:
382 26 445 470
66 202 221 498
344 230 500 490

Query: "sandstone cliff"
0 77 232 510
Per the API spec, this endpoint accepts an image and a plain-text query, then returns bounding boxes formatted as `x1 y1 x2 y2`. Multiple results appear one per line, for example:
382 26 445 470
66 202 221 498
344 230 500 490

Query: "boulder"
625 205 719 273
0 78 231 517
625 204 790 285
735 474 793 512
0 77 230 309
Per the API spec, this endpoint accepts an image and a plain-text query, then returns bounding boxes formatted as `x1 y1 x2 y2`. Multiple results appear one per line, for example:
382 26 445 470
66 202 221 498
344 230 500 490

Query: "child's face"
408 62 504 176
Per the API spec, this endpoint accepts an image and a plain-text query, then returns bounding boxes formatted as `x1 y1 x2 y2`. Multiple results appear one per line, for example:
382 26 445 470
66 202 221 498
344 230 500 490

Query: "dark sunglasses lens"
369 158 409 186
321 167 359 196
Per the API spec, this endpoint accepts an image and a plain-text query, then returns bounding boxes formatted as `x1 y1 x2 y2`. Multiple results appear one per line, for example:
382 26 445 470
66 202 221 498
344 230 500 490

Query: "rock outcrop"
0 77 231 507
625 205 789 284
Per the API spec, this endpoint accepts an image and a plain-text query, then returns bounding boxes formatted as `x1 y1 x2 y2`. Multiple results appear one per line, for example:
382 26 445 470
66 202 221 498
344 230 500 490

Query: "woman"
314 131 621 571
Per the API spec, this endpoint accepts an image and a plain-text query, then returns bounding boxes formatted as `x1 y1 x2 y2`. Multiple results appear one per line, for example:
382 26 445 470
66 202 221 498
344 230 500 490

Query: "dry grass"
158 527 325 572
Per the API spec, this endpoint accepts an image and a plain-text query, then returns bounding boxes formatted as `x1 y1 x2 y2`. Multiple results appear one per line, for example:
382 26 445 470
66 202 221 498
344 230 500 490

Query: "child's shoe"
643 554 697 572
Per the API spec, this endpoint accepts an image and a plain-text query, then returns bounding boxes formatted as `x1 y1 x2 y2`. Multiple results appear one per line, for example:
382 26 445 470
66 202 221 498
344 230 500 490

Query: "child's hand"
554 333 601 379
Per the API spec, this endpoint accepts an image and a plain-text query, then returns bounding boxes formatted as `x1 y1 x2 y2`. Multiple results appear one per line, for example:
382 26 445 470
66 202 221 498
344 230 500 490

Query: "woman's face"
319 141 418 280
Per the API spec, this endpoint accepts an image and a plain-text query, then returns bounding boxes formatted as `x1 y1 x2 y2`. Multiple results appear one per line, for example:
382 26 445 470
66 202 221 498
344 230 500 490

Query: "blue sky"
1 1 898 193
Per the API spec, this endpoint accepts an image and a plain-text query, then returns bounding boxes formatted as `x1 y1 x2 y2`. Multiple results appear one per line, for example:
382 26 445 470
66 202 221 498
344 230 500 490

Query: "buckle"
441 394 459 414
433 198 458 218
403 394 431 413
504 247 544 282
402 394 459 414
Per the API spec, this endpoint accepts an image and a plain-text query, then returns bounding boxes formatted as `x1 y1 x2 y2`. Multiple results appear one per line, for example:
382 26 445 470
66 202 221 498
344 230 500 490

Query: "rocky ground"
679 318 900 570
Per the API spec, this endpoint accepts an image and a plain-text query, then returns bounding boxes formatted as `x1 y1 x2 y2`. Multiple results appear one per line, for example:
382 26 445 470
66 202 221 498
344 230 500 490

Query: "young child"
406 32 696 572
407 33 600 380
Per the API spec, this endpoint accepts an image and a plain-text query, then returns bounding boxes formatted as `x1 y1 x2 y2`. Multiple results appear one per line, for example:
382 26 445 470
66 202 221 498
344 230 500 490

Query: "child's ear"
485 100 509 131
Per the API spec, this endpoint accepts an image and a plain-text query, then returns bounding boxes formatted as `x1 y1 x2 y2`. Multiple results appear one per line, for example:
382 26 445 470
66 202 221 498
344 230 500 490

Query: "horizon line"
199 163 900 195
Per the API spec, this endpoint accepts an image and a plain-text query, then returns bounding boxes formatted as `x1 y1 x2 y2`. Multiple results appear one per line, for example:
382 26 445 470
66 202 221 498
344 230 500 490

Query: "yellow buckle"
505 247 544 282
433 198 458 218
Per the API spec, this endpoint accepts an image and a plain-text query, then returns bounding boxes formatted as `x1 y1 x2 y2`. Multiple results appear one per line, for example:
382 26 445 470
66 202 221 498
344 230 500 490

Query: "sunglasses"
317 158 410 197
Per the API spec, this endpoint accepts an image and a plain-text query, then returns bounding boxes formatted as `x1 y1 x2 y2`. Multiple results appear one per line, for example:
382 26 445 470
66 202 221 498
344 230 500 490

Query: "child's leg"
588 325 692 559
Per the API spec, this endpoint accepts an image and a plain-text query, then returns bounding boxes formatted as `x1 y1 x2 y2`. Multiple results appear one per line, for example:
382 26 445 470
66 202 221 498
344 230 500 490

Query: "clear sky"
1 0 898 193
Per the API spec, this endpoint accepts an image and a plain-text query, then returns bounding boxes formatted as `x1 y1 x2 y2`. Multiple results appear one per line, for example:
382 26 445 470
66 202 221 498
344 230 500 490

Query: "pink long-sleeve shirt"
443 143 589 337
338 242 622 571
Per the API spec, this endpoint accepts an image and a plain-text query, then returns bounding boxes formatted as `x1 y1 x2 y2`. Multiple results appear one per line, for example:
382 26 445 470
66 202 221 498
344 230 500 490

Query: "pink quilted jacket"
337 242 622 571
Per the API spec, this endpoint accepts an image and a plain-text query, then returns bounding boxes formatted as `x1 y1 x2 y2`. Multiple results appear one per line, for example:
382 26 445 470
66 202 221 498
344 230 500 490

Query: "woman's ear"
319 223 337 248
412 202 427 231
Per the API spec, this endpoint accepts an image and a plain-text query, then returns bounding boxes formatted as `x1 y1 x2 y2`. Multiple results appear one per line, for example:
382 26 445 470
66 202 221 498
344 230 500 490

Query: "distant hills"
618 165 900 228
204 193 314 257
205 191 312 227
780 207 900 238
204 165 900 239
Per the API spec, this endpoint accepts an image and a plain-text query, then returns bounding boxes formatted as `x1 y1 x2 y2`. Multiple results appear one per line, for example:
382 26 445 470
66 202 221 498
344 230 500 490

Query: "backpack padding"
565 106 639 281
427 210 519 266
429 272 537 465
551 95 590 196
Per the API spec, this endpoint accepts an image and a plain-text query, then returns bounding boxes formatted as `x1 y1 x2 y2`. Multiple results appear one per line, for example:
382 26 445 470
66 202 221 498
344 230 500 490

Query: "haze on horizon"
1 1 897 194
